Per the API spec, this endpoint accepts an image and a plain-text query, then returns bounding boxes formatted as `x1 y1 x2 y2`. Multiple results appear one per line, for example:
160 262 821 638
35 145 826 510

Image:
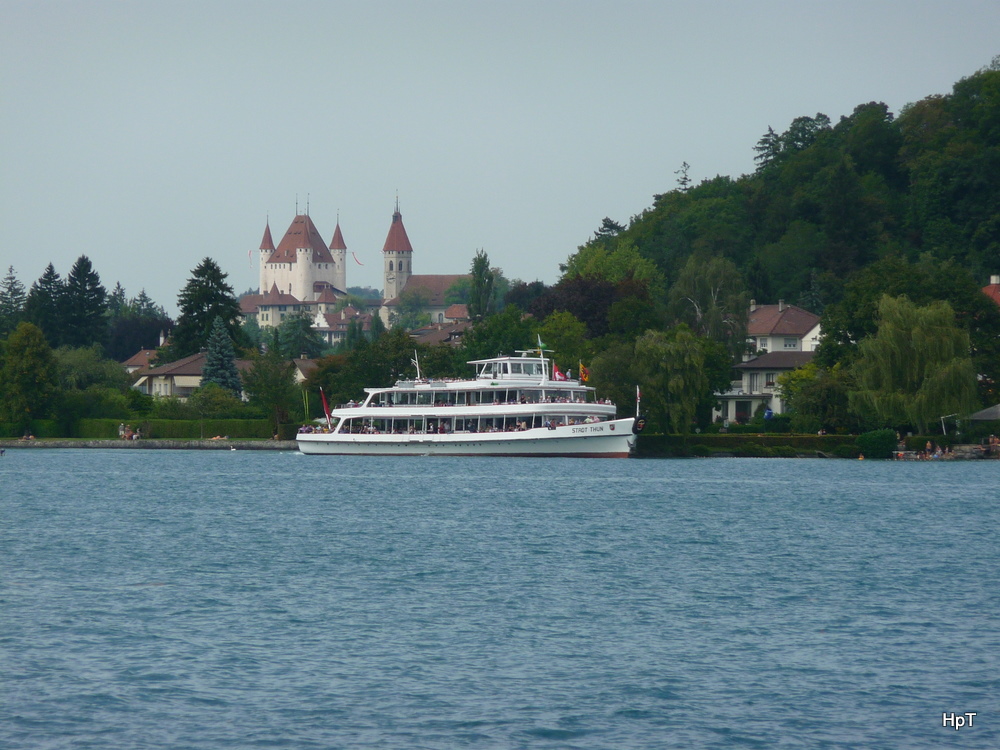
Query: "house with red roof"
132 352 317 399
714 301 822 423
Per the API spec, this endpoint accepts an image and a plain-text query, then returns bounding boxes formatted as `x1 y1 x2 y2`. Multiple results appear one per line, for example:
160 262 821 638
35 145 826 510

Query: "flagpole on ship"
319 387 333 431
636 384 641 418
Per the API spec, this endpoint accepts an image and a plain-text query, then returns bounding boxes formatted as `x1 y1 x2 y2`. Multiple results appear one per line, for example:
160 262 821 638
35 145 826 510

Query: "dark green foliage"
468 250 496 320
62 255 108 349
390 288 431 331
104 289 173 362
459 305 534 362
241 348 299 432
0 266 27 337
271 312 326 359
23 264 65 347
0 322 59 429
855 428 898 459
529 275 619 338
833 444 860 458
582 68 1000 319
504 280 548 310
201 317 242 396
166 258 242 360
346 286 382 300
632 433 856 456
188 382 254 419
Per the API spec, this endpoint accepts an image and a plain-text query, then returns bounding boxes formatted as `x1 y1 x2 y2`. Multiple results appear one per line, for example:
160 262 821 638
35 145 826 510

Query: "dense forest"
2 61 999 439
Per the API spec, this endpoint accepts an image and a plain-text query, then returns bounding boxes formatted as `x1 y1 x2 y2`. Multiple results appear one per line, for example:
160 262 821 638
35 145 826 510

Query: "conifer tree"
0 266 27 337
62 255 108 349
166 258 242 360
201 316 242 396
23 263 66 347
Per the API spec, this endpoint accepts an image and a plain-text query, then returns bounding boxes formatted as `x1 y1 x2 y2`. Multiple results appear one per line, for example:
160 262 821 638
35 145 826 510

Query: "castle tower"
260 214 336 300
258 220 275 294
329 220 347 294
382 203 413 300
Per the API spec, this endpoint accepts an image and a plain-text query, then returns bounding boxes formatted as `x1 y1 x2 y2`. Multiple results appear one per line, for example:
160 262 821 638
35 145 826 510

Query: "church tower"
382 202 413 300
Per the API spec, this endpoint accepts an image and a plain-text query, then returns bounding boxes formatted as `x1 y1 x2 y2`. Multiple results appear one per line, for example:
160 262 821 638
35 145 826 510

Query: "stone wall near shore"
0 439 299 451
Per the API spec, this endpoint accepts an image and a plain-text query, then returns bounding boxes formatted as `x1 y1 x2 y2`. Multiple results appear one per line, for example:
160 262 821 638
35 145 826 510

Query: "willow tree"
634 325 709 435
849 295 978 433
666 252 748 359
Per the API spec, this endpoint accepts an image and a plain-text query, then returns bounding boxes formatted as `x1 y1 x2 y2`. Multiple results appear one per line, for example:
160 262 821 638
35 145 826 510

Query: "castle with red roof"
240 204 469 345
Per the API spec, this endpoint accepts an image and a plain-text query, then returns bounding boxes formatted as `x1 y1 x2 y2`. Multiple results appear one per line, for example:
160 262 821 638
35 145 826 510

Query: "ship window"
510 363 522 374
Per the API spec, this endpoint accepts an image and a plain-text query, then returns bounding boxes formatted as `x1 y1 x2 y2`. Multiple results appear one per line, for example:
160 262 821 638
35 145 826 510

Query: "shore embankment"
0 439 298 451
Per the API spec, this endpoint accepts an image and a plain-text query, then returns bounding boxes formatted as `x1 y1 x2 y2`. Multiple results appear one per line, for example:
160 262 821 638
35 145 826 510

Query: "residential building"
745 300 821 356
132 352 315 399
715 301 822 423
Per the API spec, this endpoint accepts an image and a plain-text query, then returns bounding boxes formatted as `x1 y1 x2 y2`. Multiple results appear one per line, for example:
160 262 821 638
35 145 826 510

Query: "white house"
715 301 822 423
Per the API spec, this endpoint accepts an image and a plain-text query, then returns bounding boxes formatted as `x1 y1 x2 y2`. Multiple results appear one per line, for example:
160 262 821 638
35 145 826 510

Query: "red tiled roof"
267 214 334 264
293 358 318 378
316 311 372 332
259 221 275 251
141 351 257 377
444 303 469 320
240 294 264 314
747 304 820 337
409 321 473 346
383 275 471 306
260 283 301 306
313 286 342 304
982 283 1000 307
382 209 413 253
123 349 157 368
329 222 347 250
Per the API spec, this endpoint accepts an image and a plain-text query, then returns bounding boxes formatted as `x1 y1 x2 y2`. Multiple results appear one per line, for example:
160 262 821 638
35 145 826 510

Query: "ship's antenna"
411 350 423 380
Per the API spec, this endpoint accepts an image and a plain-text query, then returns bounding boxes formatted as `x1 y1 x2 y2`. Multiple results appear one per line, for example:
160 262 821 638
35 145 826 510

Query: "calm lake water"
1 450 997 749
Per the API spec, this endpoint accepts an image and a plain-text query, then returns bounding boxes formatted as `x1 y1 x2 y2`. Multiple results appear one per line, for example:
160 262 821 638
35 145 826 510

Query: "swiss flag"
552 363 567 381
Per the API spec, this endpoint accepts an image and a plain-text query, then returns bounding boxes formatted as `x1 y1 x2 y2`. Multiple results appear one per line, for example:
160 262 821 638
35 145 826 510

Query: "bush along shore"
634 431 994 459
0 438 298 450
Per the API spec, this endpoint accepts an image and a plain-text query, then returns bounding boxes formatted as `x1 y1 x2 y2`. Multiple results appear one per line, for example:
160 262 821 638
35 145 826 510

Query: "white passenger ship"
296 350 639 457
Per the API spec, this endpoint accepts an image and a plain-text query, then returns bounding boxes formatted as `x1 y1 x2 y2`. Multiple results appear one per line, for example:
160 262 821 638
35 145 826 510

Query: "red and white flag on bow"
553 363 567 381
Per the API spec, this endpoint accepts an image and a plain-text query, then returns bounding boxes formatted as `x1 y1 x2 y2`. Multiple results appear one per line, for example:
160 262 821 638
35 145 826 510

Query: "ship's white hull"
297 418 636 457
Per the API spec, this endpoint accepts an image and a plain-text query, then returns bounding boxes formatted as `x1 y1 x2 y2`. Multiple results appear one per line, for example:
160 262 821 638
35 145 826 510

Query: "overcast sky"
2 0 997 316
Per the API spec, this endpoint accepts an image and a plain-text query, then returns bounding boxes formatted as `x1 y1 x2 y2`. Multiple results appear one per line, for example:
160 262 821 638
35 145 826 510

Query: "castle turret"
258 220 275 294
382 204 413 300
329 221 348 294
